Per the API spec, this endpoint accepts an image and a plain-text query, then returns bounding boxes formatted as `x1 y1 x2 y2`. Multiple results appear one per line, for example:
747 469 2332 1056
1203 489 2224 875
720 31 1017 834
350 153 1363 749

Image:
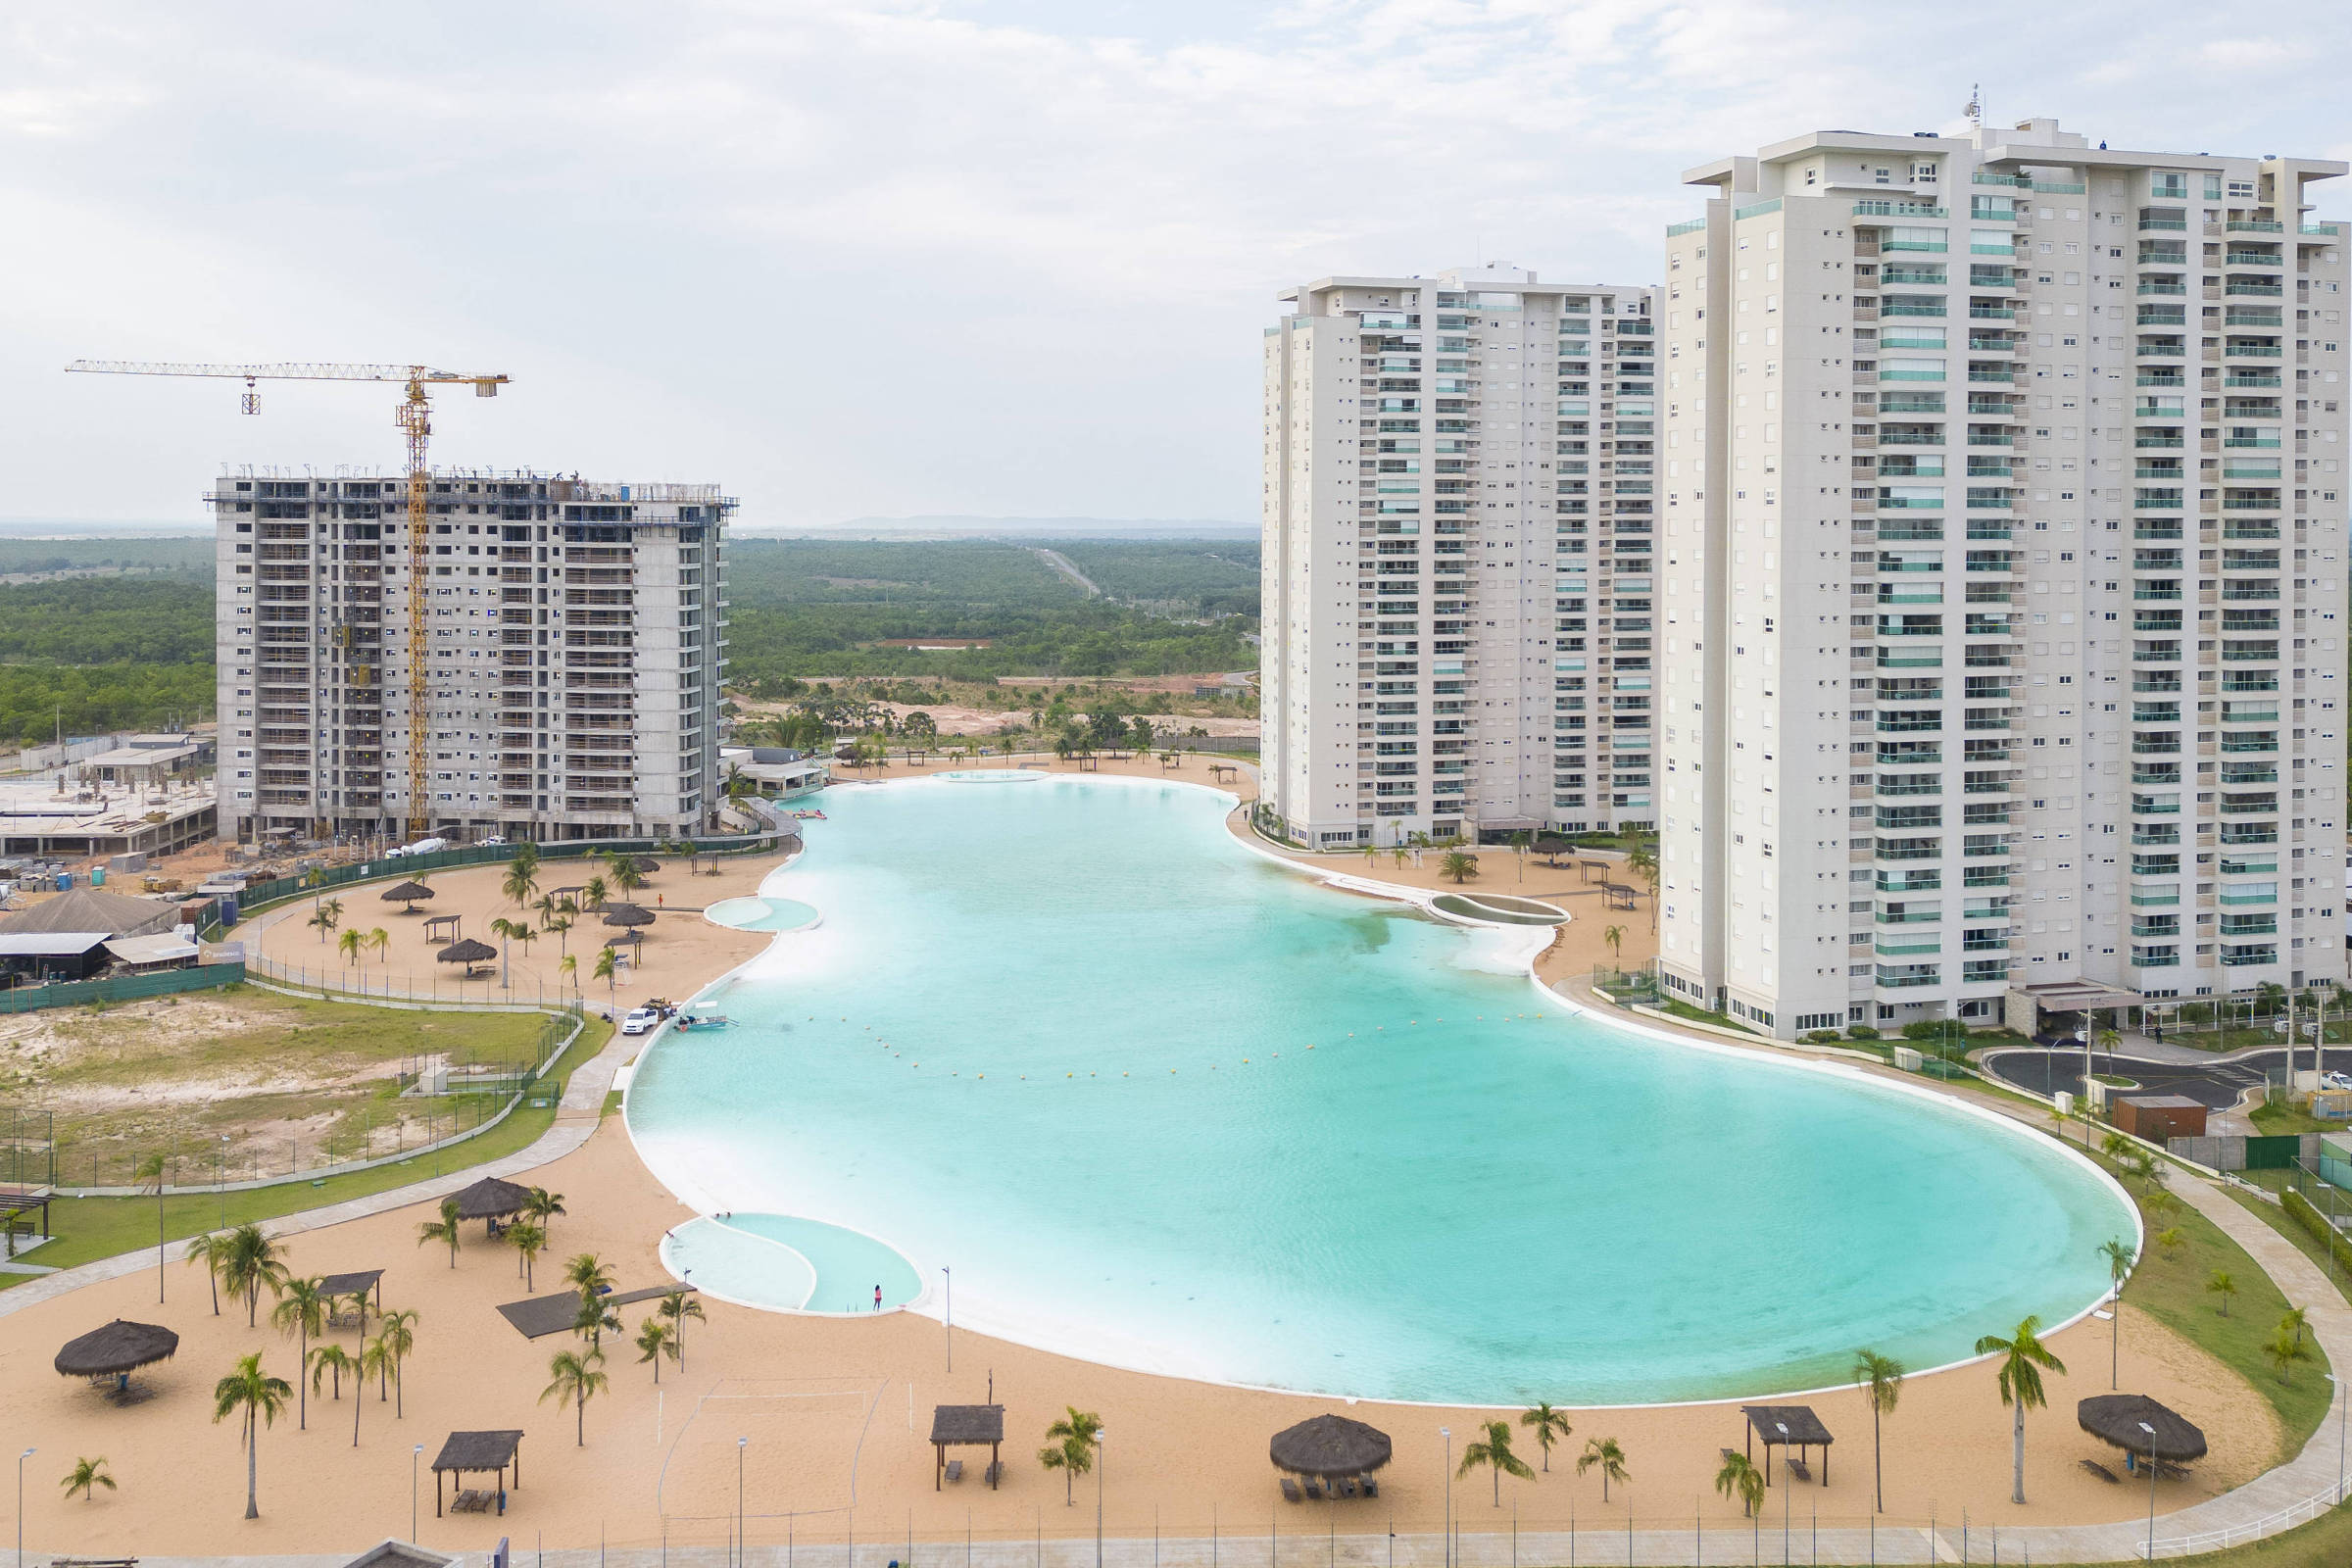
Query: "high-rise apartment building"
1260 268 1660 849
1654 119 2350 1039
212 468 730 847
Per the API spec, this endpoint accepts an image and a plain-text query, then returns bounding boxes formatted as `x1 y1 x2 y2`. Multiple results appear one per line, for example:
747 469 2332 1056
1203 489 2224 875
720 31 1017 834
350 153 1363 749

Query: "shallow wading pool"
627 775 2134 1404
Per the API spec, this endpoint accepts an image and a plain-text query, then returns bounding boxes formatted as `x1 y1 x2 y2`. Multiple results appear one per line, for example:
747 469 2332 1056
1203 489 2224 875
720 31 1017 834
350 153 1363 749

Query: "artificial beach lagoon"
626 773 2135 1406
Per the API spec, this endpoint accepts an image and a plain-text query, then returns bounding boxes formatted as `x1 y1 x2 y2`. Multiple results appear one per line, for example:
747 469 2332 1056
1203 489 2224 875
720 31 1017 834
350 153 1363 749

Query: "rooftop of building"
1687 117 2347 190
0 780 215 831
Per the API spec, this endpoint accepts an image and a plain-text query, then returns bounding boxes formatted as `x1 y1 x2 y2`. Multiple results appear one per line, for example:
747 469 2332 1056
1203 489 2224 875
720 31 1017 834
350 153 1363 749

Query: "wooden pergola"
431 1428 522 1516
317 1268 384 1336
930 1403 1004 1490
1741 1404 1832 1486
422 913 462 944
0 1185 53 1249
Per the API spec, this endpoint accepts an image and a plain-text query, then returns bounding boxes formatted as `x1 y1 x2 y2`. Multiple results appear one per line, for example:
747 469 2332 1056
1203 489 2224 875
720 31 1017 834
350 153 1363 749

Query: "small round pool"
1431 892 1570 926
937 769 1047 782
704 896 821 933
662 1212 924 1315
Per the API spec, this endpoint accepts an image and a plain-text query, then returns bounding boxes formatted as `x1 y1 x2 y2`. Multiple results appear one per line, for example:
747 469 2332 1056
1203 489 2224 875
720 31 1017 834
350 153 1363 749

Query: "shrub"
1804 1030 1842 1046
1846 1025 1882 1041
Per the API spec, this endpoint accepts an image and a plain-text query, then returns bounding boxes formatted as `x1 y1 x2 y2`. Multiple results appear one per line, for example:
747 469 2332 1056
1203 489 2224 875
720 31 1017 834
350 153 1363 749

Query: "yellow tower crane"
65 360 511 838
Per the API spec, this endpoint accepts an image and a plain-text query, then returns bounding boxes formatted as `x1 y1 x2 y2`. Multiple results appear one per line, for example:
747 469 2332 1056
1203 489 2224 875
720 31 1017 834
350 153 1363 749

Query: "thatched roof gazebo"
452 1175 530 1232
430 1429 523 1516
1269 1414 1393 1479
930 1403 1005 1491
56 1318 179 1394
2079 1395 2207 1472
436 938 497 975
382 881 435 911
602 903 655 929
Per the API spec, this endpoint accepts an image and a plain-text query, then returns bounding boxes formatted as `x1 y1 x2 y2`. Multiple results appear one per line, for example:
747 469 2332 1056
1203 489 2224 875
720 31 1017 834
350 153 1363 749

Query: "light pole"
2140 1420 2158 1560
1441 1428 1452 1568
2330 1373 2347 1502
19 1446 33 1568
738 1437 749 1568
1096 1428 1107 1568
412 1444 423 1542
218 1133 230 1228
943 1265 952 1373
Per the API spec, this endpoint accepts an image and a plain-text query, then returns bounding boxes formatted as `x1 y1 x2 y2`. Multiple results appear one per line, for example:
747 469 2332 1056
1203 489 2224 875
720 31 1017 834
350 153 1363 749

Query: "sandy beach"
0 760 2306 1555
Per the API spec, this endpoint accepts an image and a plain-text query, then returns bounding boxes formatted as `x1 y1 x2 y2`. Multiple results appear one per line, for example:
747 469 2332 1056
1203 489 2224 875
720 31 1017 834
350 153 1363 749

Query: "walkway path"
0 1024 632 1324
1032 546 1102 597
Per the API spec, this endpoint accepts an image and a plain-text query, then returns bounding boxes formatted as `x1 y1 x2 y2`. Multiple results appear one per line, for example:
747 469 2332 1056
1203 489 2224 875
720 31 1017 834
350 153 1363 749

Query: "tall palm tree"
523 1186 566 1235
1714 1449 1764 1519
502 852 540 907
220 1223 288 1327
367 926 391 963
1974 1316 2066 1504
183 1229 226 1315
59 1455 115 1503
582 874 610 912
488 915 523 988
211 1352 293 1519
1852 1348 1905 1512
2098 1237 2136 1388
133 1152 168 1303
338 927 363 967
573 1294 620 1348
307 1343 355 1408
609 853 647 897
270 1277 328 1430
593 947 618 1011
356 1334 393 1440
1602 925 1626 962
635 1317 677 1383
1575 1437 1629 1503
308 905 339 943
660 1287 706 1371
416 1196 463 1268
1519 1403 1572 1472
379 1306 419 1417
1038 1407 1101 1503
2208 1269 2239 1317
541 1348 610 1446
564 1251 615 1300
1457 1419 1534 1505
507 1220 547 1287
559 953 577 994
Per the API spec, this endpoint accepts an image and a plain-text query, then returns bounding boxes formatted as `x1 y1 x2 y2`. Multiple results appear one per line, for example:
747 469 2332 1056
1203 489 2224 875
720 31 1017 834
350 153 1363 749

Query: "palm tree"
2097 1237 2136 1388
416 1196 463 1268
524 1186 566 1235
1440 849 1479 884
488 915 524 988
541 1348 610 1446
220 1223 288 1327
338 927 363 967
379 1306 419 1417
635 1317 677 1383
502 852 540 907
1624 838 1660 929
367 926 391 963
2209 1269 2239 1318
2155 1226 2184 1261
593 947 618 1010
1974 1316 2067 1504
564 1250 615 1300
1458 1419 1535 1505
1038 1407 1101 1503
212 1352 293 1519
356 1334 393 1440
559 953 577 994
184 1229 226 1316
609 853 648 897
1714 1449 1765 1518
1852 1348 1905 1512
133 1152 168 1303
583 873 610 911
2284 1304 2312 1351
1519 1403 1572 1472
307 1342 355 1410
1602 925 1626 962
2267 1319 2314 1383
660 1287 707 1371
573 1294 620 1348
507 1220 547 1287
270 1276 328 1430
308 905 339 943
60 1455 115 1503
1575 1436 1629 1503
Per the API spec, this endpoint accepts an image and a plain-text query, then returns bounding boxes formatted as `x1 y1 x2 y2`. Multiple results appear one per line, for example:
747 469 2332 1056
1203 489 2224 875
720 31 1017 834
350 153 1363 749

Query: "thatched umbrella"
56 1318 179 1393
2078 1396 2207 1468
452 1175 530 1234
626 857 661 874
381 880 435 911
1269 1414 1393 1479
602 903 655 929
436 938 498 975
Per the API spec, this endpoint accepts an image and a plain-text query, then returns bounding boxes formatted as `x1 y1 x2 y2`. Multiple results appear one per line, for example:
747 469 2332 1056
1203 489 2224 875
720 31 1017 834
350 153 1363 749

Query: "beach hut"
452 1175 530 1235
430 1429 523 1516
930 1403 1005 1490
381 881 435 912
1740 1405 1833 1485
601 904 655 930
2078 1395 2207 1475
55 1318 179 1396
435 938 497 976
318 1268 385 1335
1269 1414 1392 1499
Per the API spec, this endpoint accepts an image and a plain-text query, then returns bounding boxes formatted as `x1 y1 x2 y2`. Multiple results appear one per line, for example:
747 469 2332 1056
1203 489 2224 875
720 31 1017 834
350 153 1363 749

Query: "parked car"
620 1007 661 1036
2321 1071 2352 1092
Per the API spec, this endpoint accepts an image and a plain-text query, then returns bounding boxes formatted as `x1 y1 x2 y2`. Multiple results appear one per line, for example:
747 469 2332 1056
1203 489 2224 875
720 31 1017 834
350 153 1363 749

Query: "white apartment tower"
212 469 730 846
1655 119 2350 1039
1261 268 1661 848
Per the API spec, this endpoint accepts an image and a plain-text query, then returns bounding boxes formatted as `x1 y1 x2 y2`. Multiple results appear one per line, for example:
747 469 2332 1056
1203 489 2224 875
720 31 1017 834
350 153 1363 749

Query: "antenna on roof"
1966 83 1983 128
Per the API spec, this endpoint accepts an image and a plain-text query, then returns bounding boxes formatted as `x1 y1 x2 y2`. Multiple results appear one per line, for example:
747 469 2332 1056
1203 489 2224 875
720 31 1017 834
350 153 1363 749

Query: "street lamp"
1441 1428 1452 1568
1096 1428 1107 1568
943 1265 952 1373
738 1437 749 1568
218 1133 230 1228
412 1444 423 1542
19 1446 34 1568
2139 1420 2158 1560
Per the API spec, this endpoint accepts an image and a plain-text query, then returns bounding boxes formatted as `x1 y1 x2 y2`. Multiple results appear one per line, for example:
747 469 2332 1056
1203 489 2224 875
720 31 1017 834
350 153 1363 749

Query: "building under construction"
211 467 730 846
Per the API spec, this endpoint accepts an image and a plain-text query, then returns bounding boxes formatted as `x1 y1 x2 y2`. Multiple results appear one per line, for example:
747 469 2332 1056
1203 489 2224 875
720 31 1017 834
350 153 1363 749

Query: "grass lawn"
0 1015 612 1291
1655 998 1757 1035
2252 1102 2337 1137
2117 1168 2334 1463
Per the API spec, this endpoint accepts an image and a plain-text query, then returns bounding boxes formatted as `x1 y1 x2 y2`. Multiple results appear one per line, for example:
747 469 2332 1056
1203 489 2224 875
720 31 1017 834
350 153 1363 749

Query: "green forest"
0 534 1258 740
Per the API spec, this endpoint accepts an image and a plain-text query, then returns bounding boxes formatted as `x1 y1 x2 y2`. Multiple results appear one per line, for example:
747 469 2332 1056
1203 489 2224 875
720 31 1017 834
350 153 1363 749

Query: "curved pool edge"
625 777 2139 1412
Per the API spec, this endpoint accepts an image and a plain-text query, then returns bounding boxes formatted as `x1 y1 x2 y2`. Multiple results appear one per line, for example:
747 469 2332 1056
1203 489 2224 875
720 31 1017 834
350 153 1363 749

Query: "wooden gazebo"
930 1403 1004 1490
431 1428 522 1516
318 1268 385 1335
422 913 462 944
1741 1405 1832 1486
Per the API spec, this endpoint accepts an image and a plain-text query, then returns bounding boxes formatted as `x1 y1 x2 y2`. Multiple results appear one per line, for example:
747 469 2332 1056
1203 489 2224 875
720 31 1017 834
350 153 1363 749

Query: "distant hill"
756 515 1256 540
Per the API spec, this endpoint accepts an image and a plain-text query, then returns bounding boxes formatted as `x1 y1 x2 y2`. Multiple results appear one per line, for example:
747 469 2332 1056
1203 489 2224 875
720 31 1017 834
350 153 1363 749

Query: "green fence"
0 962 245 1014
2246 1133 2304 1171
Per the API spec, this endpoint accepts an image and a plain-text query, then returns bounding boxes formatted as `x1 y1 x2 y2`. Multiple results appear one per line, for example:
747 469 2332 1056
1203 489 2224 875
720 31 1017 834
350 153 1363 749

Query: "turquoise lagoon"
626 775 2133 1405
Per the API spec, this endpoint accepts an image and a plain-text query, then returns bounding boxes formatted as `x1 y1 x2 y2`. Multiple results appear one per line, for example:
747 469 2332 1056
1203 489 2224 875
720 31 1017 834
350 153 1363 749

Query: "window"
2150 172 2187 200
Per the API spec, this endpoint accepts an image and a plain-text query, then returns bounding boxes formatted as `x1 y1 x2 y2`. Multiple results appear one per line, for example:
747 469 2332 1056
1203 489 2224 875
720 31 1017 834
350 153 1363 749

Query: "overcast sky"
5 1 2349 530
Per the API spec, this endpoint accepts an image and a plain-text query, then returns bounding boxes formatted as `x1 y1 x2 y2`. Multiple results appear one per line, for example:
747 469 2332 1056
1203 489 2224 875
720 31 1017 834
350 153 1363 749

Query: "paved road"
1984 1043 2350 1109
1032 545 1102 597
